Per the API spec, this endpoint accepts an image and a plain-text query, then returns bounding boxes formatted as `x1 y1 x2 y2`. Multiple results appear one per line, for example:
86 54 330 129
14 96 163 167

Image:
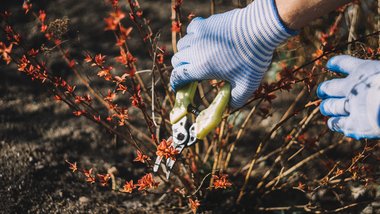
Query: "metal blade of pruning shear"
165 143 186 179
165 116 189 178
165 122 199 178
153 156 163 173
153 116 189 174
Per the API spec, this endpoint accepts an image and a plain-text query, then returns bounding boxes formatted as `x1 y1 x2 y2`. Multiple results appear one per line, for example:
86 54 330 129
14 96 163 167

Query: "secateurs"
153 82 231 179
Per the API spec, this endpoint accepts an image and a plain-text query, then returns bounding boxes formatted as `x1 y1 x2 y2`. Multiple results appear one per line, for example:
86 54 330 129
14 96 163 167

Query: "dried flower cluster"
65 161 159 193
212 173 232 189
189 198 200 214
156 138 179 161
134 150 151 163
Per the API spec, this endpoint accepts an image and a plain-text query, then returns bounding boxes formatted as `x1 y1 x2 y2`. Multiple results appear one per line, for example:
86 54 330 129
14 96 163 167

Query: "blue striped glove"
317 55 380 140
170 0 297 108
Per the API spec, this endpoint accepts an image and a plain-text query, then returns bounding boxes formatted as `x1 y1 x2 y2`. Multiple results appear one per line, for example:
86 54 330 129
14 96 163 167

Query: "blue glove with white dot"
170 0 297 108
317 55 380 140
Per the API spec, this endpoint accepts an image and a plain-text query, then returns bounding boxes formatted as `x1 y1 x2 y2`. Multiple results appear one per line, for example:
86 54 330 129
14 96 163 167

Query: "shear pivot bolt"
177 133 185 141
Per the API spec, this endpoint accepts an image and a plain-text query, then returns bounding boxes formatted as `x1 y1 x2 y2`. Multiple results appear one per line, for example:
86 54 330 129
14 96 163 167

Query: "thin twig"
265 138 345 189
224 99 262 169
190 173 212 196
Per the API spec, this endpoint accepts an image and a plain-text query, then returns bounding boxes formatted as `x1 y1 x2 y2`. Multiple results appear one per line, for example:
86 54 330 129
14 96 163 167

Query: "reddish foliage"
27 48 39 57
116 84 128 94
66 84 76 93
136 173 159 191
83 168 96 184
133 150 151 163
104 9 125 31
113 108 129 126
65 160 77 172
120 180 136 193
212 173 232 189
312 49 326 66
97 174 111 187
157 53 164 64
156 138 178 161
97 66 113 81
84 54 93 63
120 26 133 38
115 49 136 65
130 85 143 107
189 198 200 214
0 42 13 64
54 95 62 102
104 90 116 102
296 181 306 190
73 110 86 117
38 10 46 22
171 21 181 33
93 54 106 67
22 2 32 14
93 115 101 122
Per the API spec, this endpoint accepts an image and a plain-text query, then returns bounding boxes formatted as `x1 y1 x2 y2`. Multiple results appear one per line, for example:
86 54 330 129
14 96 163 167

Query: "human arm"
276 0 351 30
170 0 352 109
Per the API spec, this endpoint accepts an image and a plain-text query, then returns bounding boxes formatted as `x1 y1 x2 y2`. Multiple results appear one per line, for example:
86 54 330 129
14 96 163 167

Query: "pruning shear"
153 82 231 179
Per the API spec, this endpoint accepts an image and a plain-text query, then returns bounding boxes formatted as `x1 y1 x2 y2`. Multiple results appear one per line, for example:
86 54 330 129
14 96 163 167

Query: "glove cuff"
231 0 297 70
240 0 298 46
268 0 298 37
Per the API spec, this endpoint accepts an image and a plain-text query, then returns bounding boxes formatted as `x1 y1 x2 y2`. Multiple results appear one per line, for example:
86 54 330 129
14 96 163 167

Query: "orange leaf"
65 160 77 172
133 150 151 163
136 173 159 191
189 198 200 214
97 173 111 187
212 173 232 189
305 99 322 108
156 138 178 161
120 180 135 193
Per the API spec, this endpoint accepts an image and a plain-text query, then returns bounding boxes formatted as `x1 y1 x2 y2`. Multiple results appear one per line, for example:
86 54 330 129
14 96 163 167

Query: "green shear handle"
170 82 231 139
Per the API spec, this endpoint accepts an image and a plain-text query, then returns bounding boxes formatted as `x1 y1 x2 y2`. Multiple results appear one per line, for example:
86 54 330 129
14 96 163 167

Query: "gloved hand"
317 55 380 140
170 0 297 108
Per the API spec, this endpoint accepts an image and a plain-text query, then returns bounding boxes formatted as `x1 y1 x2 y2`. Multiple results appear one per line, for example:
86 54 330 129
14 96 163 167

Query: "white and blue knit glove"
317 55 380 140
170 0 297 108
